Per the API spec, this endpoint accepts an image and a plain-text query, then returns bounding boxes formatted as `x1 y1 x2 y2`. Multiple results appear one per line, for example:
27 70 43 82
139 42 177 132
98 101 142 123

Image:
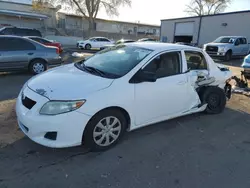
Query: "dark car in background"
0 26 42 37
0 36 62 74
26 36 63 54
100 39 135 50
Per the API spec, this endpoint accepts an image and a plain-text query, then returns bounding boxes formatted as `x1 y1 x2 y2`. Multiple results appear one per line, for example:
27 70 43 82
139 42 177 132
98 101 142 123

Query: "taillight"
56 48 59 54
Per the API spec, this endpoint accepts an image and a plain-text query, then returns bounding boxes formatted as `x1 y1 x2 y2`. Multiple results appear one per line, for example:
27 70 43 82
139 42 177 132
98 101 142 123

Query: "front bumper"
16 86 91 148
78 44 84 48
206 51 226 58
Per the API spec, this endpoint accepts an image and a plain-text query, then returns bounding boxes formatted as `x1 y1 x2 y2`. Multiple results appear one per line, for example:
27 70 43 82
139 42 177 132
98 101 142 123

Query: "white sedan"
77 37 113 50
16 42 232 151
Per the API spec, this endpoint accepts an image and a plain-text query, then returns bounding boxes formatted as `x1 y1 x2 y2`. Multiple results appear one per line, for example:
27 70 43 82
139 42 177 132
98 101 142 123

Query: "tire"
83 109 127 152
201 86 226 114
29 60 47 75
85 44 91 50
224 51 232 61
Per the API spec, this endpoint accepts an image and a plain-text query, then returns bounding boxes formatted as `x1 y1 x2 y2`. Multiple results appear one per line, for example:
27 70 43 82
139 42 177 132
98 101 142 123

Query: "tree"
185 0 232 16
33 0 131 31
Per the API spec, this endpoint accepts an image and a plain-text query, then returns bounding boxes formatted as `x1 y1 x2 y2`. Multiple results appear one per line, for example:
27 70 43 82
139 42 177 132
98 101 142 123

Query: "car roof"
0 26 39 30
125 42 199 51
24 36 41 38
219 36 246 38
0 35 24 38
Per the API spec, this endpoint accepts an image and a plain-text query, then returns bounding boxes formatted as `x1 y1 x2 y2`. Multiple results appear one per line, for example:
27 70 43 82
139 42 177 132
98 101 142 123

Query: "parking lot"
1 51 250 188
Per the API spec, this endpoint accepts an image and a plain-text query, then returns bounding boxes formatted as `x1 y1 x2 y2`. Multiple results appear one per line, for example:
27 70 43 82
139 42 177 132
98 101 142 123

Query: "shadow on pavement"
1 107 250 188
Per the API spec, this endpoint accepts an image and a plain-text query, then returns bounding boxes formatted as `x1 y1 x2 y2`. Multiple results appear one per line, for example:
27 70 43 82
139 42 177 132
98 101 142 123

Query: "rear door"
240 38 249 55
102 38 111 45
96 38 104 48
0 37 36 70
233 38 242 55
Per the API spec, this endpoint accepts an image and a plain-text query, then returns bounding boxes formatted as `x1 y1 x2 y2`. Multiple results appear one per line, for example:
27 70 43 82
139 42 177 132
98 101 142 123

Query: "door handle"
27 52 34 55
177 81 187 85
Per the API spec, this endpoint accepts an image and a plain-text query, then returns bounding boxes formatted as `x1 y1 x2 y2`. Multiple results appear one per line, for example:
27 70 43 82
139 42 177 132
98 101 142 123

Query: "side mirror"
235 42 239 46
129 70 157 83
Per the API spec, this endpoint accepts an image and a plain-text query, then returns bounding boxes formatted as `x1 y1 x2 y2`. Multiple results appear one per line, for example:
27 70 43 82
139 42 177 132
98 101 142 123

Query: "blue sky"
99 0 250 25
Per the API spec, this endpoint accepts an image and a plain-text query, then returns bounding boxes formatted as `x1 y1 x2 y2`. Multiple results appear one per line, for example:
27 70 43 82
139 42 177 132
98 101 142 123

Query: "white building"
0 0 160 40
160 10 250 46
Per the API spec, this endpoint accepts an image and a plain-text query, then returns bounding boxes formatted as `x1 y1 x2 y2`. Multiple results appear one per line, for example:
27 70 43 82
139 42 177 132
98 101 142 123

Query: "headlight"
40 100 86 115
218 46 226 52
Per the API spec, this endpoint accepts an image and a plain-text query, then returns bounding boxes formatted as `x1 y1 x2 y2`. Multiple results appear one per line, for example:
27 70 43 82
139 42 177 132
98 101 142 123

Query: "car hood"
205 43 230 47
27 64 114 100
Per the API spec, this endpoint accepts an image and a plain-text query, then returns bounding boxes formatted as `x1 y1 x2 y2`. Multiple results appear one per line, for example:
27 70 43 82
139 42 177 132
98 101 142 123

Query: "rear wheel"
83 109 127 151
201 86 227 114
29 60 47 75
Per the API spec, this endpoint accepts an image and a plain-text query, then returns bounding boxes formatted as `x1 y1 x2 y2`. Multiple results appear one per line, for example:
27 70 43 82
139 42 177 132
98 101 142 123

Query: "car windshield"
213 37 235 43
75 45 152 78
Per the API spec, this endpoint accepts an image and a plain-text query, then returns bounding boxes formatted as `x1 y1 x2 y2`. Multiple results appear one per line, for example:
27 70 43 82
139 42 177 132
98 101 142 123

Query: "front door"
134 51 192 126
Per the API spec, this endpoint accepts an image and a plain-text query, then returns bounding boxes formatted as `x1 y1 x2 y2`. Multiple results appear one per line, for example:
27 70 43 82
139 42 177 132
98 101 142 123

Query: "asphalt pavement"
1 105 250 188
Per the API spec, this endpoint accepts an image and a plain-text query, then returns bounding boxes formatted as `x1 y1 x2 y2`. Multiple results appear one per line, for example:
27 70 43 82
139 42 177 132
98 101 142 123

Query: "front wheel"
224 51 232 61
201 86 227 114
85 44 91 50
83 109 127 151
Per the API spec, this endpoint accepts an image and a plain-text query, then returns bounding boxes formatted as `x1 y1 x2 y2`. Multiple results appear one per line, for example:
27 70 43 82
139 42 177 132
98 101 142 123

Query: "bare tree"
185 0 232 16
33 0 131 31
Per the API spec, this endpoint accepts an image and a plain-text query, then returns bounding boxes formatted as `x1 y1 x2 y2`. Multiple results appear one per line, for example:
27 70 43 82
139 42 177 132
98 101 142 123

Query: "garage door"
175 22 194 36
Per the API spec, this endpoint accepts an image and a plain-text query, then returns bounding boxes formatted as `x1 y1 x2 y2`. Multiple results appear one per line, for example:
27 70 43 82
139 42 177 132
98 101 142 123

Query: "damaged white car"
16 43 232 151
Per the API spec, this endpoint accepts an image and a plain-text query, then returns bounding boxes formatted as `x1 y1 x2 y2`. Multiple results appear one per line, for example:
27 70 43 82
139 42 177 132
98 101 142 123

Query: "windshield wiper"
85 66 105 77
75 62 119 78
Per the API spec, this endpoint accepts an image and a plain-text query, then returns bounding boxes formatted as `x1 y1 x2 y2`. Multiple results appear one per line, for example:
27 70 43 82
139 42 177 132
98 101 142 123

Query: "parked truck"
203 36 250 61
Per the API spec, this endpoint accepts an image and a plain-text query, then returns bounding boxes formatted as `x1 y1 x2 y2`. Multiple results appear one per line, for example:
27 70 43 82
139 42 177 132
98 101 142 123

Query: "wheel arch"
29 58 48 67
227 49 233 54
82 106 131 142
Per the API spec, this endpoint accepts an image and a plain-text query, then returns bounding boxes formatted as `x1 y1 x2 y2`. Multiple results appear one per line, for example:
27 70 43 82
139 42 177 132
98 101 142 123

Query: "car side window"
102 38 110 42
37 38 51 44
28 30 41 37
185 51 207 70
143 51 182 79
4 38 36 51
2 28 13 35
235 38 240 45
240 38 247 44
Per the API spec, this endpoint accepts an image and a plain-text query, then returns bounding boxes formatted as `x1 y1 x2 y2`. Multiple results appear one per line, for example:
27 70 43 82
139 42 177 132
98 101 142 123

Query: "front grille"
22 94 36 110
206 46 218 52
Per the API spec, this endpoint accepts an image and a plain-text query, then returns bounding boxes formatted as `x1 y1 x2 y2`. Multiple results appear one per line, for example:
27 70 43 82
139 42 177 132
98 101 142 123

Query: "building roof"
126 42 198 51
60 12 160 27
161 10 250 22
0 9 48 19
